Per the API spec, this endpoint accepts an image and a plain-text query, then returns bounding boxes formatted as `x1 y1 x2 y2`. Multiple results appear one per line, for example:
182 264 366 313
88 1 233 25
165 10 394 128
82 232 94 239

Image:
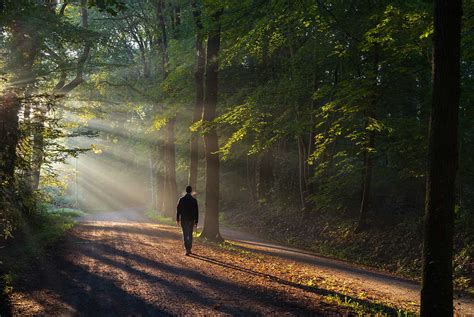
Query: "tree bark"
356 129 375 230
421 0 462 315
246 154 257 202
148 150 156 210
156 143 165 212
154 0 177 216
163 117 178 217
201 8 223 241
155 0 168 79
1 11 39 207
356 48 379 231
297 136 308 209
0 92 21 190
257 148 273 201
30 107 46 191
189 0 205 190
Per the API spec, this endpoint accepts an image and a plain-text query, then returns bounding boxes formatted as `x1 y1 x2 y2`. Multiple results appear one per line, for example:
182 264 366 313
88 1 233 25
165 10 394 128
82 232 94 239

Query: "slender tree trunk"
155 0 177 216
30 108 46 191
297 136 307 209
356 48 379 231
356 130 375 230
421 1 462 315
148 149 156 209
201 8 223 241
156 143 165 212
189 0 205 190
306 130 316 197
246 155 257 202
257 149 273 201
163 117 178 217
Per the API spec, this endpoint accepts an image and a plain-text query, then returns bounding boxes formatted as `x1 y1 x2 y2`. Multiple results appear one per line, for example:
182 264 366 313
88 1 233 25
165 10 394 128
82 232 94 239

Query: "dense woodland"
0 0 472 315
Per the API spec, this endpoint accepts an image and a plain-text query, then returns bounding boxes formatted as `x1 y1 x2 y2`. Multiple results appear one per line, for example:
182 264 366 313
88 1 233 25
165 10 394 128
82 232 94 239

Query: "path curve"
221 227 474 316
9 208 473 316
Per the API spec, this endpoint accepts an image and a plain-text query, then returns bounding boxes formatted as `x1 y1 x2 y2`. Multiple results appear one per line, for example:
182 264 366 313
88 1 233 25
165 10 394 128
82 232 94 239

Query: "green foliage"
1 0 473 307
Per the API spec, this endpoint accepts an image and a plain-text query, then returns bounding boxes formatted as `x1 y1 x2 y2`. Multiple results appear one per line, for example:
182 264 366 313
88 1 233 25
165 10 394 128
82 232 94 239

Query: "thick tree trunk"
155 0 168 79
421 1 462 315
201 8 223 241
189 0 205 190
154 0 177 217
0 92 21 190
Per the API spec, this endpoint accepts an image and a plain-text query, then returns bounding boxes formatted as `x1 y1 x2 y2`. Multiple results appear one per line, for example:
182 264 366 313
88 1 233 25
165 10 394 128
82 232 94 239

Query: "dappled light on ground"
9 210 474 316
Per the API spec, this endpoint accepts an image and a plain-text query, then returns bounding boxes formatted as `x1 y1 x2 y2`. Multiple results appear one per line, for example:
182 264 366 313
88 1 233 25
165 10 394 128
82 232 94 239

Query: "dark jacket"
176 193 198 223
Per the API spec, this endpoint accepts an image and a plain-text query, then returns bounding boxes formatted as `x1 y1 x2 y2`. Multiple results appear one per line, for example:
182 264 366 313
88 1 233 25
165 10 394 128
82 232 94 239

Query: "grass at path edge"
0 207 83 315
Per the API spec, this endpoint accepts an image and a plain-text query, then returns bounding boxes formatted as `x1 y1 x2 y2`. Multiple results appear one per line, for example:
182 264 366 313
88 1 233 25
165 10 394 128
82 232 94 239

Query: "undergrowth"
0 206 82 315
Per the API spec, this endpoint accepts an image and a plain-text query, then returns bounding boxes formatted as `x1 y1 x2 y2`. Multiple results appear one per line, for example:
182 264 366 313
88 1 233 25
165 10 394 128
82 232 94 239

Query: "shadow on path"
75 237 320 315
226 239 418 289
190 253 403 315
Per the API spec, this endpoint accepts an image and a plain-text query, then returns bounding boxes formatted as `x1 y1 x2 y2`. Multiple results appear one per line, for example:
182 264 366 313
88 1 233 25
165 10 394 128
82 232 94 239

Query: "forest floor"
7 208 474 316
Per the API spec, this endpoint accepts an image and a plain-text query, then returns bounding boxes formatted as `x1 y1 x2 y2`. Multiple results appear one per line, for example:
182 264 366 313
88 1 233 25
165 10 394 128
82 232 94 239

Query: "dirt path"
9 209 474 316
221 228 474 316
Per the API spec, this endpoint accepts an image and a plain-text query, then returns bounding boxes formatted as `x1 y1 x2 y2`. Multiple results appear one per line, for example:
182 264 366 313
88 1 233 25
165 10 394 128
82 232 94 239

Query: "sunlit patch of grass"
324 294 416 316
218 240 251 256
47 207 85 218
144 209 176 226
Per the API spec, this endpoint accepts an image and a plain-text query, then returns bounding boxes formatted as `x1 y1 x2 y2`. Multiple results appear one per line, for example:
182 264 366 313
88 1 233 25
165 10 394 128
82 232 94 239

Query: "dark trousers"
181 221 194 251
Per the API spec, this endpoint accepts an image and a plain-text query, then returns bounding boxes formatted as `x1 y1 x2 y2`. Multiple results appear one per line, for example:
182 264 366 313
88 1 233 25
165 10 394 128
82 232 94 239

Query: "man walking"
176 186 198 255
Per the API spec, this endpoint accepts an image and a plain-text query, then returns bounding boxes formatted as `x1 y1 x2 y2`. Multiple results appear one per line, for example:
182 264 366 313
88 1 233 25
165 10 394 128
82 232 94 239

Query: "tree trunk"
0 92 21 190
189 0 205 190
30 109 46 191
257 148 273 201
155 0 168 79
156 142 165 212
421 1 462 315
163 117 178 217
356 130 375 230
246 155 257 202
297 136 308 209
148 149 156 210
201 8 223 241
356 48 379 231
154 0 177 217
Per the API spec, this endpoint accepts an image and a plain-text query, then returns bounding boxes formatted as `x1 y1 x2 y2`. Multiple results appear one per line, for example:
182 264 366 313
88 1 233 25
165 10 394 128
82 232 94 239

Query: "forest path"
221 229 474 316
9 208 473 316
